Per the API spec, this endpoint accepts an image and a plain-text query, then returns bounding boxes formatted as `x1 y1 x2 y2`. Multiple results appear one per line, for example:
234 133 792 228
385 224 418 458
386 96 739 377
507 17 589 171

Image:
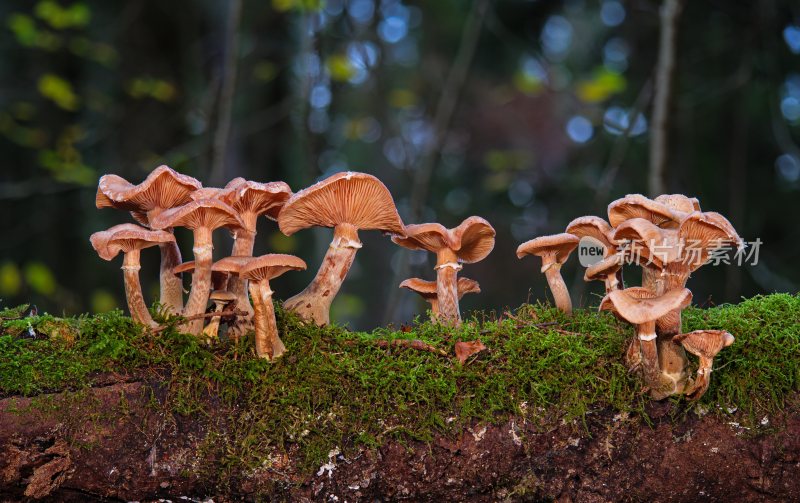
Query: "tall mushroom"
240 254 307 359
218 179 293 315
150 199 245 334
516 233 579 315
392 216 495 326
95 165 202 313
90 223 176 327
584 253 623 293
277 172 405 326
673 330 735 400
400 277 481 320
600 287 693 399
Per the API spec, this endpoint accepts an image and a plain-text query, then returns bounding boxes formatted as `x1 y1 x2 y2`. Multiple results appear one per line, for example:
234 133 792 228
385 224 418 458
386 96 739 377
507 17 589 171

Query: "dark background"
1 0 798 329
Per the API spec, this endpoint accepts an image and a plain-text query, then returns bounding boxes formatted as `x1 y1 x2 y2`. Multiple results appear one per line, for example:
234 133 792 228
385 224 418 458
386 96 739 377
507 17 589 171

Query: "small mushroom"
673 330 735 400
392 217 495 326
600 287 693 399
210 256 256 340
95 165 202 313
584 253 623 293
240 254 307 359
565 216 617 255
400 277 481 319
219 179 293 320
202 290 238 342
150 199 245 334
90 224 176 327
278 172 405 326
516 233 579 315
173 261 230 291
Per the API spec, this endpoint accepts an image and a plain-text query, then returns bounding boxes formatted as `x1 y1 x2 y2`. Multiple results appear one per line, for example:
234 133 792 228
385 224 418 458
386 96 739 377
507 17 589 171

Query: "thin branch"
148 308 249 335
209 0 243 185
648 0 685 197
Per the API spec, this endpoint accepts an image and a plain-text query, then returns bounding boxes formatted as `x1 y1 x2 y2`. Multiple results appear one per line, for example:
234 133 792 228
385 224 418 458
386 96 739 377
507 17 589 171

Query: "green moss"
1 294 798 475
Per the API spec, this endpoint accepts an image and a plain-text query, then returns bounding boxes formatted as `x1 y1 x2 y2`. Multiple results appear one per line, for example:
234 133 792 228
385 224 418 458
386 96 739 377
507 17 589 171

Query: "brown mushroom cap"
277 171 404 236
612 218 678 268
210 256 255 275
173 260 229 289
673 330 734 359
654 194 701 214
90 223 176 261
240 254 307 282
392 217 495 264
566 216 616 251
584 253 623 282
219 179 293 222
209 290 238 303
400 277 481 300
96 165 202 225
149 198 245 231
516 233 579 263
678 211 743 269
599 287 693 325
608 194 681 228
189 187 226 201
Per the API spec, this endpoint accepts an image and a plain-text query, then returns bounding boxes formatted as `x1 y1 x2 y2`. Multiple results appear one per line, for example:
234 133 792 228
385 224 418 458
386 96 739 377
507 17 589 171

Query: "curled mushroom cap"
612 218 679 268
673 330 735 360
515 233 579 269
96 165 202 225
565 216 617 253
278 171 404 236
400 278 438 301
174 261 229 291
90 223 175 260
584 253 623 292
678 211 743 270
150 198 245 232
220 179 292 223
654 194 701 214
599 287 692 325
608 194 682 228
240 254 308 282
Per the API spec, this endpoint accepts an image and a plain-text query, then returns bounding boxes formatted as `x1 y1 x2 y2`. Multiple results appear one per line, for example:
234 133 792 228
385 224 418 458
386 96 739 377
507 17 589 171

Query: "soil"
1 374 798 502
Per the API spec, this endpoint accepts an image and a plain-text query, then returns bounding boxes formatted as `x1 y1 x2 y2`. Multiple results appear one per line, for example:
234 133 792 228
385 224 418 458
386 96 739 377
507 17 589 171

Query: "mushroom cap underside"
516 233 579 262
96 165 202 219
149 198 245 231
599 287 692 325
90 223 175 260
240 254 307 281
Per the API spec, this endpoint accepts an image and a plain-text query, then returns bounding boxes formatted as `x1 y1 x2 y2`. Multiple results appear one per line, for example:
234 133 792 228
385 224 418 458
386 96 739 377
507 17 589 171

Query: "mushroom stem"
202 301 225 342
542 262 572 314
654 267 691 391
604 274 620 293
684 357 713 400
249 280 285 359
637 321 683 399
228 229 257 316
284 223 361 325
183 227 214 334
434 249 462 326
158 238 184 314
121 249 156 328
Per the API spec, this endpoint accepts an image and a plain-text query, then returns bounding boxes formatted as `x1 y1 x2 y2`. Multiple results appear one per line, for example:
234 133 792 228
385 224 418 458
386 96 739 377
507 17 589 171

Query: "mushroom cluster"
517 194 742 400
91 167 494 358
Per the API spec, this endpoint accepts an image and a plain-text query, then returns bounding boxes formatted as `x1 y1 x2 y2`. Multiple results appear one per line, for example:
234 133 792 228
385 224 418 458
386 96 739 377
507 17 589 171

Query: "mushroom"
277 172 405 326
516 233 580 315
565 216 617 255
392 217 495 326
95 165 202 314
210 256 257 340
607 194 683 229
150 199 245 334
217 178 292 320
672 329 735 400
654 194 701 214
202 290 238 342
90 223 176 327
399 277 481 319
240 254 307 359
584 253 623 293
600 287 693 399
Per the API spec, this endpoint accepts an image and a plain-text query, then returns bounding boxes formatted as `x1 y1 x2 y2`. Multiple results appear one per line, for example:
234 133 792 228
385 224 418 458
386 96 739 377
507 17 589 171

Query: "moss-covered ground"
1 294 798 474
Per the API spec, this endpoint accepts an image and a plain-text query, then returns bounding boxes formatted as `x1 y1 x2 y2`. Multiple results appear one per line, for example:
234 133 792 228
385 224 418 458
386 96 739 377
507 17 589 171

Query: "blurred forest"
1 0 799 329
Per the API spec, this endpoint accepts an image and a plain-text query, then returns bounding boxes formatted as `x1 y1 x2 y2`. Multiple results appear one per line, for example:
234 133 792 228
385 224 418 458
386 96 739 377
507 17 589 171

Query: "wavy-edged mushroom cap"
678 211 743 269
654 194 701 214
599 287 693 325
189 187 226 201
149 198 245 232
612 218 678 268
516 233 579 270
210 256 254 276
584 253 623 282
400 278 438 300
566 216 616 251
451 216 496 263
220 179 293 222
457 277 481 297
96 166 202 225
392 223 451 252
240 254 307 282
673 329 735 359
608 194 681 228
278 172 404 236
90 223 176 261
210 290 237 303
